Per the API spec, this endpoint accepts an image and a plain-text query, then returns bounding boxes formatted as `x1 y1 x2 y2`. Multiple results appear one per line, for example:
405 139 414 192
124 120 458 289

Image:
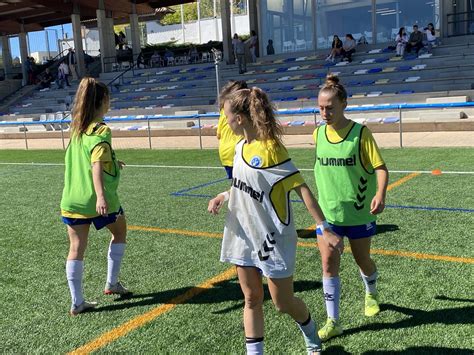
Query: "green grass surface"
0 148 473 354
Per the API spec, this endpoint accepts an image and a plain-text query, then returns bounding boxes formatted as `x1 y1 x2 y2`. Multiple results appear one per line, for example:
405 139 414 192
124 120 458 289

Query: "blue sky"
9 23 73 59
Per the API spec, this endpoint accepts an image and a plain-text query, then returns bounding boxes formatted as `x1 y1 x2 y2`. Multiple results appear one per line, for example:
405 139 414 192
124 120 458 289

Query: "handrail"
3 101 474 126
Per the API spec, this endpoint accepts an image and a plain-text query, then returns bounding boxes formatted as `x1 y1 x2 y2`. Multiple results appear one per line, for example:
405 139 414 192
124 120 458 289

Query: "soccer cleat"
317 318 343 342
365 292 380 317
104 281 131 295
70 301 97 316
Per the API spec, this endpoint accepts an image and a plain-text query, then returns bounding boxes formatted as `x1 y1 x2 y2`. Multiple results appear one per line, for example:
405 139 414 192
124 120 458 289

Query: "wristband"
219 191 230 202
317 220 330 232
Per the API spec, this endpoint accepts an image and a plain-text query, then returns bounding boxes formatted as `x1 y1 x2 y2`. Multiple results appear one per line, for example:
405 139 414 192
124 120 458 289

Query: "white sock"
66 260 84 306
323 276 340 320
360 270 378 294
245 337 263 355
107 243 126 285
297 314 321 352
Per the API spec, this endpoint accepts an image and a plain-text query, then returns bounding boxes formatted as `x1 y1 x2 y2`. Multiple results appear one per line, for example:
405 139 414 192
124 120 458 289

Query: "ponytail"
319 74 347 103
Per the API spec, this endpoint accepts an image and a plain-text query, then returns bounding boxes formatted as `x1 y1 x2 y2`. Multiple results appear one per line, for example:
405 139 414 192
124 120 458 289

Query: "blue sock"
323 276 340 320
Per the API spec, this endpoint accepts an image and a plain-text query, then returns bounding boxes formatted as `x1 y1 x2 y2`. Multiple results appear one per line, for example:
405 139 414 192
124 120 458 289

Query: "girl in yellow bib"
61 78 130 316
208 87 343 354
217 80 247 179
313 75 389 341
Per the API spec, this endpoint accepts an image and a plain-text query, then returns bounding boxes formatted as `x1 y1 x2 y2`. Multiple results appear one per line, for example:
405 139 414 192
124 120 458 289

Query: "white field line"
0 162 473 175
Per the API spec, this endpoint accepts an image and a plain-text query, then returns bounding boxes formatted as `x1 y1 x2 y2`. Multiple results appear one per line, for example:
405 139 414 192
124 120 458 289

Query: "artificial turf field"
0 147 472 354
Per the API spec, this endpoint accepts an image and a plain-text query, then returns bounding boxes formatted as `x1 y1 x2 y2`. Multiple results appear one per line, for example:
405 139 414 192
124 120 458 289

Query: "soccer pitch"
0 148 473 354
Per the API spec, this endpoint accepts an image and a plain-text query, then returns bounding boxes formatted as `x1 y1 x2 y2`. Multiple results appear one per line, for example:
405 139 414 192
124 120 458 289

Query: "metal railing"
1 101 473 150
447 11 474 37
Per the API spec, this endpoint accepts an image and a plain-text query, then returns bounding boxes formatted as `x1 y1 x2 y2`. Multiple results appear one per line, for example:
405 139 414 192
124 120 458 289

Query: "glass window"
375 1 441 44
316 0 372 49
261 0 313 55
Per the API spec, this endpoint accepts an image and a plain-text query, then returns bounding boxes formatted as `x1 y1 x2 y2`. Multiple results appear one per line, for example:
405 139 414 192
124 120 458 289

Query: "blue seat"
375 57 389 63
284 57 297 62
316 72 326 78
171 69 181 74
280 97 297 101
280 86 294 91
361 80 375 86
383 116 399 124
397 90 414 94
289 120 305 126
368 68 382 74
382 47 395 53
397 66 411 71
324 62 336 67
404 54 417 60
276 67 289 73
348 81 360 86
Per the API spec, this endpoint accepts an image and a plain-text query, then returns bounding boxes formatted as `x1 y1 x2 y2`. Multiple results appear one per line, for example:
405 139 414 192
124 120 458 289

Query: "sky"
9 23 73 59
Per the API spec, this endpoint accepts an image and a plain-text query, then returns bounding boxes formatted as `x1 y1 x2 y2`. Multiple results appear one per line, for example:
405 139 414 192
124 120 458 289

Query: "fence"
1 101 473 150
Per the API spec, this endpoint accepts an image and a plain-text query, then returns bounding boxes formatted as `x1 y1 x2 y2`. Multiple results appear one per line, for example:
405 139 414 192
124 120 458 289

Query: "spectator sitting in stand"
136 51 146 68
341 34 356 62
326 35 343 62
406 24 424 55
39 68 54 89
395 27 408 56
188 45 199 63
424 23 438 53
150 51 163 67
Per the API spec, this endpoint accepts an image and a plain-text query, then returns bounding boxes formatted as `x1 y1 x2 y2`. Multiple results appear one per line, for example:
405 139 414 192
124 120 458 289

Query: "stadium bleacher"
1 39 473 134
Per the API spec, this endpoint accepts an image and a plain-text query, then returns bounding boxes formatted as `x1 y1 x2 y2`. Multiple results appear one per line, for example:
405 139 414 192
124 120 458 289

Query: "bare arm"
294 183 344 254
370 165 389 214
208 190 230 215
92 161 108 216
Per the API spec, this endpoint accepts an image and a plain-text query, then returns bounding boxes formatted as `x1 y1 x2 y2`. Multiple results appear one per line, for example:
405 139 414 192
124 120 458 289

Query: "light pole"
211 47 223 105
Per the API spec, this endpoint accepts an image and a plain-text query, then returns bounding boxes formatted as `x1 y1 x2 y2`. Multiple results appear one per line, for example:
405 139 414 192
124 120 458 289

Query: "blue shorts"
316 221 376 239
224 166 233 179
62 207 124 230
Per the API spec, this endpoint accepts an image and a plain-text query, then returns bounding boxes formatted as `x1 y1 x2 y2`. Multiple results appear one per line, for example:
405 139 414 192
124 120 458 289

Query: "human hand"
96 196 108 216
370 194 385 214
322 229 344 255
208 194 225 215
118 160 126 169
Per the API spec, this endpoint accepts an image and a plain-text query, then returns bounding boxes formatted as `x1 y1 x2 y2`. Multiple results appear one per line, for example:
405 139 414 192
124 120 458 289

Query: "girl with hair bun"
208 87 343 354
61 77 131 316
313 74 389 341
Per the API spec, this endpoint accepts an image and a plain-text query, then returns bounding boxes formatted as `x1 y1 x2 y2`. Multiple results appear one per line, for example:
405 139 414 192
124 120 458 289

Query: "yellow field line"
128 225 222 238
69 266 237 355
387 172 420 191
129 225 474 264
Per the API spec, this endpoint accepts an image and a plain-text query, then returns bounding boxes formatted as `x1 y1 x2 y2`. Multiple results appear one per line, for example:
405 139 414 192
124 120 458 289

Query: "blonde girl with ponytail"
208 87 342 354
61 77 131 316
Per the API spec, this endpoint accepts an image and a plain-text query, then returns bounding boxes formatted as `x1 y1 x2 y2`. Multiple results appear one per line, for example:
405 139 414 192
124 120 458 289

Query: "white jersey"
220 140 300 278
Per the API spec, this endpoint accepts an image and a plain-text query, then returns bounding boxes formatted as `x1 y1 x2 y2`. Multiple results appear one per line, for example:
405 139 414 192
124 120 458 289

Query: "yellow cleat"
317 318 343 342
365 292 380 317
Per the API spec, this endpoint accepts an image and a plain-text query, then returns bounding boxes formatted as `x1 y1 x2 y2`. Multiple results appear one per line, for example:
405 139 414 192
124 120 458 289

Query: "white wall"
146 14 250 44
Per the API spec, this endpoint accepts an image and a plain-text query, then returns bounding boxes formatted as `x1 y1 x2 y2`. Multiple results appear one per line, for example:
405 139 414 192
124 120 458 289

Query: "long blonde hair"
226 87 283 147
70 77 109 138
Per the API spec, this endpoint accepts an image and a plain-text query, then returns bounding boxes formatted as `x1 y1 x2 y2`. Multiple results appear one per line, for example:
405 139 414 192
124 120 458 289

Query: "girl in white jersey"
208 87 343 355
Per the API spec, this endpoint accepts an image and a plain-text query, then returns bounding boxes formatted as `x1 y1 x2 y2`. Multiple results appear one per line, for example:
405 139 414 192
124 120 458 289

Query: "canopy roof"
0 0 191 35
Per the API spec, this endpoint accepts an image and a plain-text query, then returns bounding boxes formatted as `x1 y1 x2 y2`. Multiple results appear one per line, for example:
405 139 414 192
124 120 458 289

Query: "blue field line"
171 182 474 213
385 204 474 213
171 177 228 196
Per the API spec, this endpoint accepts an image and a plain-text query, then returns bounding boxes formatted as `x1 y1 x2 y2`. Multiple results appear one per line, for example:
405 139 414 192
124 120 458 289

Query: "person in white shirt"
424 23 438 53
395 27 408 56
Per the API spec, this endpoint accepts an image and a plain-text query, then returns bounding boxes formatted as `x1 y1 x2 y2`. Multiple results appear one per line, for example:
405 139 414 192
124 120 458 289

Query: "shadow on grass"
341 303 473 338
363 347 473 354
297 224 400 239
94 279 322 314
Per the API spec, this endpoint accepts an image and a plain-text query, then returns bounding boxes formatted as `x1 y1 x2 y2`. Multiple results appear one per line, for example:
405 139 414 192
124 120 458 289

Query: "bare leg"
237 266 264 338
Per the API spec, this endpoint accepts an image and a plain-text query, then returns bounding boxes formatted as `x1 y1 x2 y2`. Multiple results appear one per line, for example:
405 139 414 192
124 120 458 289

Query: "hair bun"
325 74 339 86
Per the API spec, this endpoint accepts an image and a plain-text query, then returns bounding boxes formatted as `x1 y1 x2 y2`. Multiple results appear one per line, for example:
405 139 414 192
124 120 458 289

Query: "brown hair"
226 87 283 147
70 77 109 138
218 80 248 110
319 74 347 103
